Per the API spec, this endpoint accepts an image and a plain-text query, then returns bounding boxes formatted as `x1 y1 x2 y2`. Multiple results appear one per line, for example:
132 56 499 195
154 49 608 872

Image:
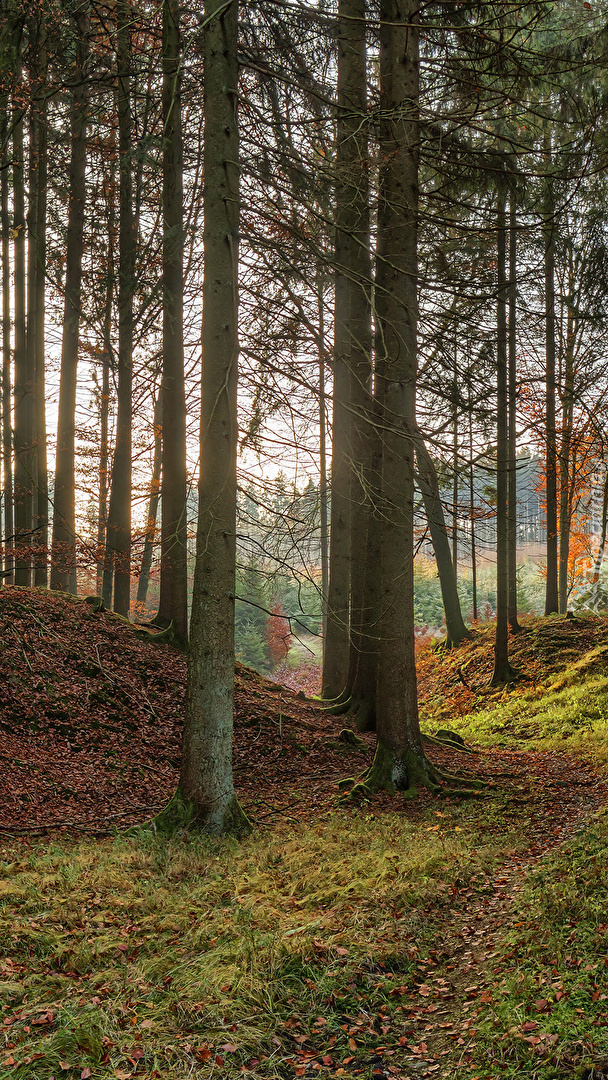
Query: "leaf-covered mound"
0 587 382 833
2 588 608 836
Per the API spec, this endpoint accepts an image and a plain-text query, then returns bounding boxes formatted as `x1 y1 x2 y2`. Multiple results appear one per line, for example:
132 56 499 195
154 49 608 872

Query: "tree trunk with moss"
157 0 248 835
589 466 608 608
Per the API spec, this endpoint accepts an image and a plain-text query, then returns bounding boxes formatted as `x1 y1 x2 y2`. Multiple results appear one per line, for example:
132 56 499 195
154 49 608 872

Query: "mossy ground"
423 630 608 767
4 607 608 1077
452 809 608 1079
0 812 508 1080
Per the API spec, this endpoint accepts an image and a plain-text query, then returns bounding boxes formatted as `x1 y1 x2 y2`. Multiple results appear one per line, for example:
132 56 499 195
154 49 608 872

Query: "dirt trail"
398 748 608 1078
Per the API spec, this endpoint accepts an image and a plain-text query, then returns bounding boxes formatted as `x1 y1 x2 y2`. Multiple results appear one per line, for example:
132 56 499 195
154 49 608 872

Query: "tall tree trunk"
12 106 32 586
366 0 427 794
342 0 373 708
29 19 49 589
32 101 48 588
349 387 381 732
507 190 520 630
96 348 110 596
321 0 374 712
157 0 248 834
323 338 351 697
317 272 329 648
558 300 574 614
589 464 608 608
100 141 117 608
414 435 470 646
492 191 514 684
104 0 134 617
452 357 458 585
469 402 477 621
322 211 352 697
157 0 188 642
544 140 558 615
136 391 162 611
1 116 13 583
51 6 89 594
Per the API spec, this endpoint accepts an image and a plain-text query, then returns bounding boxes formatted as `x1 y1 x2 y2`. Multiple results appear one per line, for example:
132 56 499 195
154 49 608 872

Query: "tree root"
338 740 491 803
320 696 352 716
313 687 350 705
149 787 252 837
134 620 179 646
425 761 494 790
490 662 520 686
433 629 475 652
350 698 376 733
422 732 477 754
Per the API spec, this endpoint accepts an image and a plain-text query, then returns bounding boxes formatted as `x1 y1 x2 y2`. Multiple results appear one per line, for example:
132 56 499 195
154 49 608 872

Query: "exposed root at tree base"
338 740 490 803
347 697 376 733
426 763 493 790
490 662 520 686
433 629 475 652
422 732 477 754
147 787 252 837
320 696 352 716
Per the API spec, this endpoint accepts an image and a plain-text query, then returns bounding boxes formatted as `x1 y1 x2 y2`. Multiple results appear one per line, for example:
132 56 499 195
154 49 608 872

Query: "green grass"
431 643 608 767
6 632 608 1079
0 811 511 1080
462 808 608 1079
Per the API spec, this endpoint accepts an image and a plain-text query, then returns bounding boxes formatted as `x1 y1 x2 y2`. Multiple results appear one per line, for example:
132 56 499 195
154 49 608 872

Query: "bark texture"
1 115 13 582
13 106 32 586
544 146 558 615
373 0 426 790
104 0 135 617
159 0 248 834
51 5 89 593
157 0 188 642
492 192 514 685
415 435 470 647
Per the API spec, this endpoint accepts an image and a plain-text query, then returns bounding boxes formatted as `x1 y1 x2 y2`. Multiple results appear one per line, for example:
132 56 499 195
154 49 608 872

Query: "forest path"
397 746 608 1078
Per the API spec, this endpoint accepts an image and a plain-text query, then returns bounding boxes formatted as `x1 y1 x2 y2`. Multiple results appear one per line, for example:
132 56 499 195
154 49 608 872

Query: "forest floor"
2 589 608 1079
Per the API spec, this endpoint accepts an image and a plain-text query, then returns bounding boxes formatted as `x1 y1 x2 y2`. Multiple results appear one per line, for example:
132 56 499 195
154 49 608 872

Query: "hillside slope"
0 588 380 832
2 588 608 834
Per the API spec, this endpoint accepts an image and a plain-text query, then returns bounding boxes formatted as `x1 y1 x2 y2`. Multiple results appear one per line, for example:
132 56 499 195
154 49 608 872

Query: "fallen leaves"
0 588 378 832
